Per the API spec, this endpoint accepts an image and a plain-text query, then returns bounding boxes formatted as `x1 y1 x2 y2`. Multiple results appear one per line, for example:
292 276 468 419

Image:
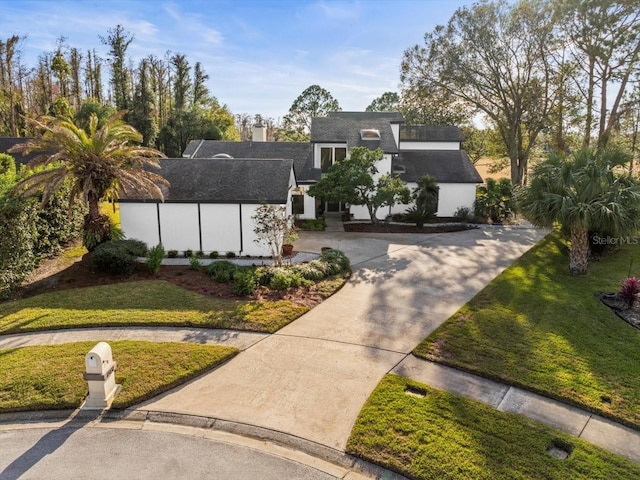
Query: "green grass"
0 280 309 334
347 375 640 480
0 341 237 411
414 232 640 428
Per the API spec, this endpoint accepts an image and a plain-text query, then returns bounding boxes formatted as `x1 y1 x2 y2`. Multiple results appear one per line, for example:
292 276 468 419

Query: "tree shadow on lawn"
417 233 640 429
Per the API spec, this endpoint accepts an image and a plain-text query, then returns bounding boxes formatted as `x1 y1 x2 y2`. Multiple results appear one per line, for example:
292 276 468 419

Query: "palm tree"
518 147 640 275
9 111 168 249
407 175 439 227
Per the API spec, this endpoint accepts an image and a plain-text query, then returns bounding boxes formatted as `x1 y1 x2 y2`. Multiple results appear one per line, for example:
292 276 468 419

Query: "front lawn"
347 375 640 480
0 341 237 411
0 280 308 334
414 232 640 428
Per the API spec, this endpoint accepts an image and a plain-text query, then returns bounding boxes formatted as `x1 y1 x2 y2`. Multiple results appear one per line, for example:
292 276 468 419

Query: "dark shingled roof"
399 125 464 142
311 113 399 153
394 151 483 184
0 137 41 168
327 111 404 122
120 158 295 204
182 140 319 182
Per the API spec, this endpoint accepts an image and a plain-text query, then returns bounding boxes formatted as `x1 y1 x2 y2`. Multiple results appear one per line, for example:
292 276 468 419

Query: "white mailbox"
83 342 121 409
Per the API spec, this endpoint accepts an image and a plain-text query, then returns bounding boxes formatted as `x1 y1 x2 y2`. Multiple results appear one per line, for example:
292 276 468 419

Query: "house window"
321 147 347 173
292 194 304 215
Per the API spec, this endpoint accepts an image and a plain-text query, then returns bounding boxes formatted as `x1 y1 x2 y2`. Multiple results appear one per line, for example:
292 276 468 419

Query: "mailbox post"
83 342 121 409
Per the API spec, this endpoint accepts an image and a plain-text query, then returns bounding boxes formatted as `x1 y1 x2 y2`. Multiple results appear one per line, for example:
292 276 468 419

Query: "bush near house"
0 154 85 299
205 249 351 295
92 239 148 275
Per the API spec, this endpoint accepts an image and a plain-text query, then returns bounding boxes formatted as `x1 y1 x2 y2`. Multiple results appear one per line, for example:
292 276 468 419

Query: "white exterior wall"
200 204 241 253
158 203 200 252
120 203 160 246
437 183 477 217
399 141 460 150
384 182 478 218
297 185 317 220
241 203 276 257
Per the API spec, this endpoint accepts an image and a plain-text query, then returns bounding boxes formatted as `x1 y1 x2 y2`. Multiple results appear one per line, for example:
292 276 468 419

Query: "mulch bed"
343 223 475 234
599 293 640 330
7 253 329 309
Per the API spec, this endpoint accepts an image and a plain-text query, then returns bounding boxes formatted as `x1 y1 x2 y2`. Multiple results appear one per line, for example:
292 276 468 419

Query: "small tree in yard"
252 204 295 267
308 147 410 224
518 147 640 275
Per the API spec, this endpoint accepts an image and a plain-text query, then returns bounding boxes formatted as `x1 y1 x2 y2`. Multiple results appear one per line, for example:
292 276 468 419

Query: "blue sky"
0 0 474 120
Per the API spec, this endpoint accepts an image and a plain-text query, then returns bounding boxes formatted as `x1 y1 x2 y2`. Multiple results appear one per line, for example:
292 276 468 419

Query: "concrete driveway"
142 226 547 450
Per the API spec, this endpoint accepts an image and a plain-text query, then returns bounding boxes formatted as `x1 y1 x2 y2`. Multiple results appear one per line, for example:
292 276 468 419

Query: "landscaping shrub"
206 261 238 283
475 177 514 223
619 277 639 309
320 249 350 275
0 195 37 299
254 266 274 286
292 261 328 281
269 271 293 290
233 269 258 295
225 251 237 258
146 244 165 275
189 256 201 270
268 268 306 290
299 218 326 231
209 251 219 259
167 250 178 258
196 250 204 258
453 206 473 223
184 249 194 258
92 239 148 275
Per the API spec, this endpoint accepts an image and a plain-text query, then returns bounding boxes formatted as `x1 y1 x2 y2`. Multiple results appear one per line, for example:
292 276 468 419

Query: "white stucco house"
182 111 482 221
118 111 482 254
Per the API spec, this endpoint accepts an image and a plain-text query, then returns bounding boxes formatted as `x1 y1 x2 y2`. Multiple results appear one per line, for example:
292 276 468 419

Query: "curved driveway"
142 226 547 450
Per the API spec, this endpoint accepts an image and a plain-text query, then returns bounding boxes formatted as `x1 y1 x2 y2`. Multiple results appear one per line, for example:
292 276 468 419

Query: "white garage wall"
120 203 160 247
158 203 200 252
200 204 241 254
241 204 273 257
437 183 477 217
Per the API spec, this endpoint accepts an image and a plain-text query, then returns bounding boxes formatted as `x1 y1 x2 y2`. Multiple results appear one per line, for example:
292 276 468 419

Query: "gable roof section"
394 151 483 184
182 140 319 182
311 115 399 153
400 125 464 142
120 158 295 204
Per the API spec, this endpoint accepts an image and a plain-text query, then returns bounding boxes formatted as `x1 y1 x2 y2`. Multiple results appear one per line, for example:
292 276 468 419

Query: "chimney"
252 123 267 142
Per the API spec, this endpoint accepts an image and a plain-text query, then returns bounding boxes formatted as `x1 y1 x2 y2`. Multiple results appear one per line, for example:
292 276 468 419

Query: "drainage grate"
546 441 571 460
404 386 427 398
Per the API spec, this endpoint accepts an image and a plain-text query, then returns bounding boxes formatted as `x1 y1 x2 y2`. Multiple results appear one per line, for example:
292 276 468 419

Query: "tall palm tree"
9 111 168 249
518 147 640 275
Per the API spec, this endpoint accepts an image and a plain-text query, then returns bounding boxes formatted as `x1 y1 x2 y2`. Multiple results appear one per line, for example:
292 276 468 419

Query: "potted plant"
282 222 298 257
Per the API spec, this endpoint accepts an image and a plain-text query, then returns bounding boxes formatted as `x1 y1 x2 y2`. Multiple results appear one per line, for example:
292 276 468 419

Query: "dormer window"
360 129 381 140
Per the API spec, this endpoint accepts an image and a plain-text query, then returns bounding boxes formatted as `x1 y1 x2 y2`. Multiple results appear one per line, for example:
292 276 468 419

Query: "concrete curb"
0 409 409 480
